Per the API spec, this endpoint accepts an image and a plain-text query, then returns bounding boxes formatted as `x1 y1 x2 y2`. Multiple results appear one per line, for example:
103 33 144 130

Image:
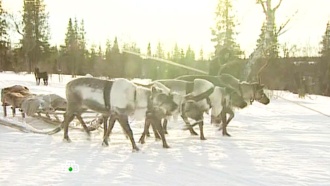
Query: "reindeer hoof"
200 137 207 140
191 131 198 136
102 140 109 147
163 144 170 148
132 147 140 152
63 138 71 143
138 138 145 144
223 133 231 137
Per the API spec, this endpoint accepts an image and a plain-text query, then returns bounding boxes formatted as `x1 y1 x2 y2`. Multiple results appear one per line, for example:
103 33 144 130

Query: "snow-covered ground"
0 72 329 186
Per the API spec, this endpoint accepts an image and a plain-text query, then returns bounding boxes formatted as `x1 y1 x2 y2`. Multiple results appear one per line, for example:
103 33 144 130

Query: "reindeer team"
1 72 270 151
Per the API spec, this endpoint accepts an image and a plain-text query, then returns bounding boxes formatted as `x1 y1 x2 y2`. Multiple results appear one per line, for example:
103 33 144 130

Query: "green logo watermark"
63 161 79 173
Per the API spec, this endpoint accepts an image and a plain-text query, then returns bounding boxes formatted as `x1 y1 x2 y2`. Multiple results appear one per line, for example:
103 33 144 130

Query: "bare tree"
243 0 292 82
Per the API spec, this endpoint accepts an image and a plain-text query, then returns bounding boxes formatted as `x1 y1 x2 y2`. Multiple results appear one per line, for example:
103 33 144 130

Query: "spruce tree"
171 43 180 62
0 0 9 70
21 0 50 72
319 21 330 95
211 0 242 65
147 42 152 56
320 22 330 57
185 45 195 62
63 18 77 76
155 41 164 58
112 37 119 53
255 22 279 59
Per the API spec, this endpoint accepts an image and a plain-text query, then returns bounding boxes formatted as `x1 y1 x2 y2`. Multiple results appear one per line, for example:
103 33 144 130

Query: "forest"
0 0 330 96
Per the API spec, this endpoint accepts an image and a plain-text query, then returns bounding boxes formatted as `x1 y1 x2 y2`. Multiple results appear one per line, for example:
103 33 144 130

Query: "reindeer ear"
151 86 156 93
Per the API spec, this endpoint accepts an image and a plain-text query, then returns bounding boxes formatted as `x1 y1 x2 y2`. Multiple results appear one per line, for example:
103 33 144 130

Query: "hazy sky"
3 0 330 57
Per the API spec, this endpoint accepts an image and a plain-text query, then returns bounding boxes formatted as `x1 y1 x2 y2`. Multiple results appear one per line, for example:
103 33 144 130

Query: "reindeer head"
148 86 178 119
251 83 270 105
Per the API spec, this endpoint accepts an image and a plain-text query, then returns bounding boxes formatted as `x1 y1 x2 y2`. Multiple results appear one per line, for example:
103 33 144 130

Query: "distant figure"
34 67 49 86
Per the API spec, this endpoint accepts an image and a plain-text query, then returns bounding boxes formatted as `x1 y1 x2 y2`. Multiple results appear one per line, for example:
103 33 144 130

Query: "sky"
3 0 330 57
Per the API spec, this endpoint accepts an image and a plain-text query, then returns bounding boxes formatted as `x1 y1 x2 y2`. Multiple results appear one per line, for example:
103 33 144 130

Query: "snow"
0 72 329 185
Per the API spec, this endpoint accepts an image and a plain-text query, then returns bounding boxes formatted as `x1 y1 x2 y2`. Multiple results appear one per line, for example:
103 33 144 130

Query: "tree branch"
259 1 267 15
276 10 298 36
8 13 23 36
14 21 23 36
274 0 283 11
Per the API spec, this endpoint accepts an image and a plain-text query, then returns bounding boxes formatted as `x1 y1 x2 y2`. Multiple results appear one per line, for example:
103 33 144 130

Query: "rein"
103 80 113 110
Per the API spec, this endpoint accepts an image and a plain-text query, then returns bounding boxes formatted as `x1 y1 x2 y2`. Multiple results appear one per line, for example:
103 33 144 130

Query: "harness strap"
103 80 113 110
188 86 214 102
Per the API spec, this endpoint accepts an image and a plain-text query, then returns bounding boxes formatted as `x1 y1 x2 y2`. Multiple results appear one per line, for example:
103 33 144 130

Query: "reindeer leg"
76 115 91 138
21 109 25 118
102 115 117 146
102 116 108 135
139 117 151 144
12 107 16 117
3 105 7 117
63 113 75 142
198 120 206 140
226 107 235 128
220 110 230 137
153 118 170 148
151 119 161 140
162 118 168 134
117 114 139 151
181 114 198 136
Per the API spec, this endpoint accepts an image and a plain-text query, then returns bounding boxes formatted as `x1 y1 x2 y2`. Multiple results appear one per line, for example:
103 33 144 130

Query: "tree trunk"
243 0 281 81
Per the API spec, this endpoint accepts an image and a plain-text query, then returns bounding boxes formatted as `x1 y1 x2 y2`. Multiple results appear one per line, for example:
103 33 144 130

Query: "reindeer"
151 79 247 138
34 67 49 86
176 74 270 136
50 77 178 151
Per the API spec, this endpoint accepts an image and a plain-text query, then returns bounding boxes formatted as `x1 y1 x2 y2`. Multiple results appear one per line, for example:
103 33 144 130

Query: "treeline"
1 0 330 96
0 0 206 78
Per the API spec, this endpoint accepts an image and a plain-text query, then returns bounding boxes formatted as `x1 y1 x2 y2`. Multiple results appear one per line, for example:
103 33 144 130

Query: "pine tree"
63 18 77 76
105 39 111 61
123 42 140 53
211 0 242 65
112 37 119 53
171 43 180 62
185 45 195 62
147 42 152 56
255 22 279 58
21 0 50 72
199 48 204 61
155 41 164 58
320 22 330 57
319 21 330 95
0 0 10 70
